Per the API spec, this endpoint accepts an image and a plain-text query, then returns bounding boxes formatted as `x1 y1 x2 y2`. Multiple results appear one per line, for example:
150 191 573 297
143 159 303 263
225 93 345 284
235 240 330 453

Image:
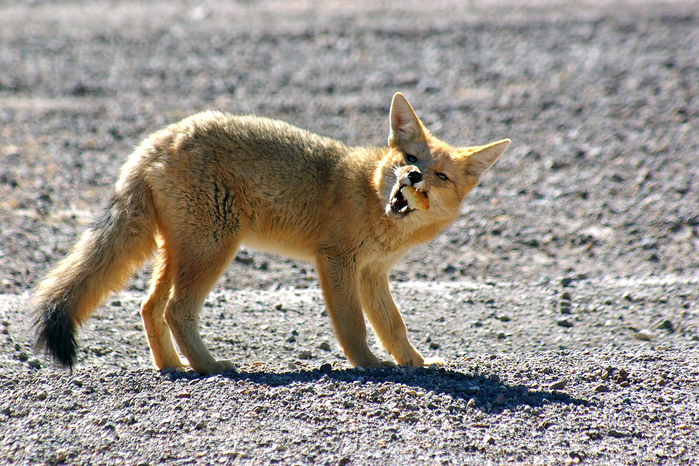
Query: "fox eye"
436 172 449 181
405 153 418 164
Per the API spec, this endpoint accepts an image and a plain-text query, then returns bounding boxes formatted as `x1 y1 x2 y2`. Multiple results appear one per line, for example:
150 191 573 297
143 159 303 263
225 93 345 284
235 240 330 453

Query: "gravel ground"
1 0 698 464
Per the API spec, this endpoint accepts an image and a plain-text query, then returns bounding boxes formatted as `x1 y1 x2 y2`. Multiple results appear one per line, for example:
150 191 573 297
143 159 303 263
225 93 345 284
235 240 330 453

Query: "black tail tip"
34 302 78 370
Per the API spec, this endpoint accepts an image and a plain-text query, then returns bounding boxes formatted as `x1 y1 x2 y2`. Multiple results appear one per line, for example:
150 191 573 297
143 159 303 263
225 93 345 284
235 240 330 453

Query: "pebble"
557 318 574 328
549 380 567 391
27 358 41 369
656 320 674 332
298 350 313 360
636 329 654 341
318 342 331 351
561 277 575 287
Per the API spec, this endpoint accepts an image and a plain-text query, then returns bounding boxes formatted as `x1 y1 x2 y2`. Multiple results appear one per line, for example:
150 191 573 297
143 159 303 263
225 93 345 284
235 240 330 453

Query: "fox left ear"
462 139 511 178
388 93 425 147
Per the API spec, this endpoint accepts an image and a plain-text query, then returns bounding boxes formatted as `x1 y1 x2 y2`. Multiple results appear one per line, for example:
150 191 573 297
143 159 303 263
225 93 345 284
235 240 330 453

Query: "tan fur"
32 93 510 374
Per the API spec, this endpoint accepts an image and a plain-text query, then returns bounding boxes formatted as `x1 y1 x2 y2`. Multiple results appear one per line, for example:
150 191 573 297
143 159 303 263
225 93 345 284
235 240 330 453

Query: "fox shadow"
169 364 590 413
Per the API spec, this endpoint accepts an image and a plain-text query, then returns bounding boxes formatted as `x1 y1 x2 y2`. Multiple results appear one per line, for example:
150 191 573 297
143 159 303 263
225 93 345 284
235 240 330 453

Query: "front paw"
353 356 395 368
194 359 237 375
213 359 237 373
423 356 446 367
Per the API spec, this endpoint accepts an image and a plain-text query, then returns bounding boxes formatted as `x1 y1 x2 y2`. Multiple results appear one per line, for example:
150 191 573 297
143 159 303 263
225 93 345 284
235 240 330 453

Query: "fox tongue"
391 189 409 213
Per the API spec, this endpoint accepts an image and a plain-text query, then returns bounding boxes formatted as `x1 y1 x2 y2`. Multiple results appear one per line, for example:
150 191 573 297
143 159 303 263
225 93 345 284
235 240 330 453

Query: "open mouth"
391 188 411 213
388 185 428 218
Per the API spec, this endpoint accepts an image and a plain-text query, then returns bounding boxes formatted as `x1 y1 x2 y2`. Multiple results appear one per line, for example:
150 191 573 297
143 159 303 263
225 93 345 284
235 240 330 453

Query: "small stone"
286 335 296 343
429 341 440 349
557 318 574 328
549 380 567 390
657 319 674 332
318 342 331 351
493 393 506 406
594 384 610 393
561 277 575 287
52 449 69 463
319 363 332 373
27 358 41 369
616 368 630 383
636 329 654 341
298 350 313 360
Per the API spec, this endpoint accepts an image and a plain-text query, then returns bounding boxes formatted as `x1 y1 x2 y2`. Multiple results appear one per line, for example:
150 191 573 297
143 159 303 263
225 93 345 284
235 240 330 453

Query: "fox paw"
355 359 396 369
192 359 237 375
212 359 237 374
423 356 446 367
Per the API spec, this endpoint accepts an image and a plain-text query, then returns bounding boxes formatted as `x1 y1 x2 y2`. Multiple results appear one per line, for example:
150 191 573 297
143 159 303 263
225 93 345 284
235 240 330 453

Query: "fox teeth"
390 190 410 213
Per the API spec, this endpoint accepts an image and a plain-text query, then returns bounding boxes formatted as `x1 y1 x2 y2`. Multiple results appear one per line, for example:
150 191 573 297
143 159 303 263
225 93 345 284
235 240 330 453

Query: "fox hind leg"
162 236 240 375
141 250 186 370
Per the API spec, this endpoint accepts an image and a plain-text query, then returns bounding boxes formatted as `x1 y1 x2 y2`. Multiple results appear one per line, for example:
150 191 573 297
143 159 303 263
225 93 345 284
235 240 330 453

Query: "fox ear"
461 139 511 178
388 93 425 147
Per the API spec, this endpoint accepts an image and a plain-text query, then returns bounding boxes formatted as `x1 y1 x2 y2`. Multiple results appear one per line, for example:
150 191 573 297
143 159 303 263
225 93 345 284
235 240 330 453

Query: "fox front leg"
358 264 429 366
315 255 394 367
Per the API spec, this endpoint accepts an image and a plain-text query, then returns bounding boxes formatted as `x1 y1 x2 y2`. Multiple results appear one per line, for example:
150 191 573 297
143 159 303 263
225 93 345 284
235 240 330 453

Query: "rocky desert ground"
0 0 697 464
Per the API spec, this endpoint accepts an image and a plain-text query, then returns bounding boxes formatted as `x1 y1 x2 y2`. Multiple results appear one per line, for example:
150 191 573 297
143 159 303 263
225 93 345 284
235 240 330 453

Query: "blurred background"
1 0 697 294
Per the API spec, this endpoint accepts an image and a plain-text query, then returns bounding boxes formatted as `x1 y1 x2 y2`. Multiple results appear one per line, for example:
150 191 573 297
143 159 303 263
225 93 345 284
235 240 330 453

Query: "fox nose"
407 170 422 185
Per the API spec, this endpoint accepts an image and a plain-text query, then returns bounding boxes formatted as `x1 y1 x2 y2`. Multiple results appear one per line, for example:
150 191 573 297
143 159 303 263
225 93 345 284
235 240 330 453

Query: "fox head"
376 93 510 226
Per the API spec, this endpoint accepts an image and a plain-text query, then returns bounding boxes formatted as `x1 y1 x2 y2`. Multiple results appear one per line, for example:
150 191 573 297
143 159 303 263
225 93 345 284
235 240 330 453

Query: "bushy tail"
32 166 158 369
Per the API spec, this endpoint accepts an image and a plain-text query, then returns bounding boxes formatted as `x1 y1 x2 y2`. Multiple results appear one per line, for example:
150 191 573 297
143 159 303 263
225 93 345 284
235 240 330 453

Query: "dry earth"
0 0 698 464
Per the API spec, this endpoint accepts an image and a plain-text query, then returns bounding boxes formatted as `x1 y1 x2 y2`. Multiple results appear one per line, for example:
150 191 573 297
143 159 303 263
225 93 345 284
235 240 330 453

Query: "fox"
32 93 510 375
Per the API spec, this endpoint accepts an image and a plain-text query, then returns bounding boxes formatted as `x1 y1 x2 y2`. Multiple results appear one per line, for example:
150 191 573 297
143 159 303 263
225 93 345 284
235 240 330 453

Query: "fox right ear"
388 93 424 147
461 139 511 178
